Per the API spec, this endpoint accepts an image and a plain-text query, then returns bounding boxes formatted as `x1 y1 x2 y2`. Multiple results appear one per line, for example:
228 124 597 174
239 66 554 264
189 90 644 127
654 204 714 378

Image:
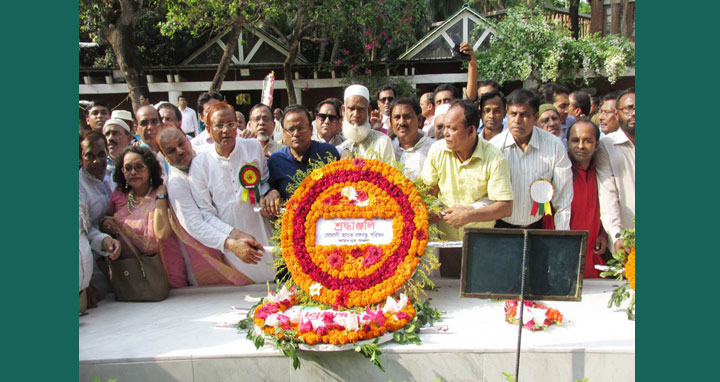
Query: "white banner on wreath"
315 218 393 246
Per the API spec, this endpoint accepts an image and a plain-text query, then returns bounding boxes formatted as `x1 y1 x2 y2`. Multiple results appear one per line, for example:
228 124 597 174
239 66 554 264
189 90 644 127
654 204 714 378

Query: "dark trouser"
494 219 544 229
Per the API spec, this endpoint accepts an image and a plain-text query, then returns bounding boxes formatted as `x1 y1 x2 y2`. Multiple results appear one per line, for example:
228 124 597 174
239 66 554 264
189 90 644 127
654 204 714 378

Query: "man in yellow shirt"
422 100 514 242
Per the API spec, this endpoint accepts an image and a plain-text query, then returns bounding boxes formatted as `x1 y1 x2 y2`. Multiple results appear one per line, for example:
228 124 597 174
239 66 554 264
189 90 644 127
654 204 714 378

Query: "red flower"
322 311 336 323
356 190 368 202
395 312 410 320
365 43 374 51
364 30 371 37
353 158 366 168
256 303 279 319
299 319 313 333
343 49 350 56
328 251 344 269
416 229 427 240
333 59 342 66
351 247 364 258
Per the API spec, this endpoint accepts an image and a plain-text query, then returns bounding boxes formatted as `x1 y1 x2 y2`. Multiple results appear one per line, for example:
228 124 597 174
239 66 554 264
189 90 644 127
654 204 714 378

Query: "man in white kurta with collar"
489 89 573 230
337 84 395 163
190 102 281 283
595 89 635 253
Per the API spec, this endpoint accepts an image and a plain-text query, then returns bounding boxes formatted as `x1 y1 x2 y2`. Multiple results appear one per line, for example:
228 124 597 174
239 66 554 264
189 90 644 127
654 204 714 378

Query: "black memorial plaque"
460 228 587 301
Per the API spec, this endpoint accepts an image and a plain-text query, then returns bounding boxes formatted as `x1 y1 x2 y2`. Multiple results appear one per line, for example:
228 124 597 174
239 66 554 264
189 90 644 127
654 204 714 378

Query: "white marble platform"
79 279 635 382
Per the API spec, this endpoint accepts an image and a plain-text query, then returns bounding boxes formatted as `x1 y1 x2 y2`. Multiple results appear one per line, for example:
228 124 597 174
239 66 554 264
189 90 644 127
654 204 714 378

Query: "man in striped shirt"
489 89 573 230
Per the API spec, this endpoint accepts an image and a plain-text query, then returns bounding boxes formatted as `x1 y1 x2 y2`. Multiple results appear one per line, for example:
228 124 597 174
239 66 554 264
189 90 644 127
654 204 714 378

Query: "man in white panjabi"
337 84 395 163
190 102 282 283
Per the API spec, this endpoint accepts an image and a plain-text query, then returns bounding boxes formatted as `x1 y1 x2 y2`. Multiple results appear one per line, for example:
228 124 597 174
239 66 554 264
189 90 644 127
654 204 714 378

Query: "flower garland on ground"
504 300 563 331
600 224 635 320
237 157 441 371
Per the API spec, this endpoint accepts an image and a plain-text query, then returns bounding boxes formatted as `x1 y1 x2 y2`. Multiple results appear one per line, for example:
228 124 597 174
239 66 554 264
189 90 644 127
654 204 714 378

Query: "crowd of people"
79 42 635 313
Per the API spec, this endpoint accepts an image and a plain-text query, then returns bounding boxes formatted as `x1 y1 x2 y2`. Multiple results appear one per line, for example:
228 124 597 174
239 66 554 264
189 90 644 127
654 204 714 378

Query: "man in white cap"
337 84 395 163
102 118 133 176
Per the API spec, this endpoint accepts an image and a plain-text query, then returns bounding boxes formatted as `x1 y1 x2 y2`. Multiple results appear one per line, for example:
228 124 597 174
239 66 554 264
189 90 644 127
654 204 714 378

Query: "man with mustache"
249 104 285 159
337 84 395 163
390 97 435 181
268 104 339 200
489 88 573 230
102 118 133 177
595 88 635 254
190 102 280 283
134 105 170 179
312 98 345 146
597 91 621 135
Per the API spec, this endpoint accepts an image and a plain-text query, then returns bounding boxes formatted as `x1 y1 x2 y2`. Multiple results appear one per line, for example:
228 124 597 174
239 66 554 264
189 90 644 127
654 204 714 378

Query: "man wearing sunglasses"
377 84 396 134
312 98 345 146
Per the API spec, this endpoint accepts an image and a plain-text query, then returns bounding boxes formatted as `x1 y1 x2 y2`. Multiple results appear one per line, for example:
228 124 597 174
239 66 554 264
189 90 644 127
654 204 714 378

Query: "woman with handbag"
101 146 188 289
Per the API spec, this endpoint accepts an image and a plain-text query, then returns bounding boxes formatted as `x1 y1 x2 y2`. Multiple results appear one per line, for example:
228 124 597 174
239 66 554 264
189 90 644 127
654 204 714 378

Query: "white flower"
264 314 279 328
309 283 323 296
341 186 357 201
382 296 400 314
344 313 359 331
398 293 408 308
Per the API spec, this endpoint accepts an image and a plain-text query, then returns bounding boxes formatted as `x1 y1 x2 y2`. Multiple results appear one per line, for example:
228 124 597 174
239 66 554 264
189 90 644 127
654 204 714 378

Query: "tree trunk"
569 0 580 40
210 18 244 93
317 29 327 63
107 0 147 113
284 43 298 105
329 34 340 63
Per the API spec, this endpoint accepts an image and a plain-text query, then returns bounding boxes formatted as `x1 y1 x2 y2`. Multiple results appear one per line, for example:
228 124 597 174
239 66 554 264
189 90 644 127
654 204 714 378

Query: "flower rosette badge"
239 163 261 205
237 158 441 371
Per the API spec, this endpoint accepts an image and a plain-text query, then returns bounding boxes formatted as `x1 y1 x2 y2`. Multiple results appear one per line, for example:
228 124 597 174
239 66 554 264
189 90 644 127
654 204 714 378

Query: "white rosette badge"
529 178 554 217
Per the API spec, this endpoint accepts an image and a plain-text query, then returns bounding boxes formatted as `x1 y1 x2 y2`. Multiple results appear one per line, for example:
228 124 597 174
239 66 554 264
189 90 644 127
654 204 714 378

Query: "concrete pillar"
168 90 182 106
294 87 302 106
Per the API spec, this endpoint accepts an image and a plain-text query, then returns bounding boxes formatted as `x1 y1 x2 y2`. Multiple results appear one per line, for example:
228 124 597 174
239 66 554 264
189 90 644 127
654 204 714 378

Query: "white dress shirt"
392 132 435 180
191 129 214 150
595 128 635 247
79 193 94 292
167 165 235 251
190 138 275 283
337 129 396 163
180 106 199 135
489 127 573 229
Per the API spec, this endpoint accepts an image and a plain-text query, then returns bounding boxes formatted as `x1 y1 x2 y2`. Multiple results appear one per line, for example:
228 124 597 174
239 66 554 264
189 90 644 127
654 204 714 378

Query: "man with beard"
249 104 285 159
597 91 621 135
595 88 635 254
489 88 573 230
102 118 133 176
390 97 435 180
269 105 339 199
312 98 345 146
190 102 280 283
337 84 395 163
478 90 507 141
157 128 270 275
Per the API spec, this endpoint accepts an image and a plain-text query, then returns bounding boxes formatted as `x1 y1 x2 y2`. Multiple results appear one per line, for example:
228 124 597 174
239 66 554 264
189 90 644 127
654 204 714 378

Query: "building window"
604 5 612 36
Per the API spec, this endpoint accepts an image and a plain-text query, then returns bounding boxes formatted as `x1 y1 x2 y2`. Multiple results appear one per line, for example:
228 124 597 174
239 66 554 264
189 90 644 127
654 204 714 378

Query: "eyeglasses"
139 118 161 127
379 97 394 103
212 121 239 131
122 162 148 174
316 113 339 122
283 125 310 135
599 108 616 115
619 105 635 114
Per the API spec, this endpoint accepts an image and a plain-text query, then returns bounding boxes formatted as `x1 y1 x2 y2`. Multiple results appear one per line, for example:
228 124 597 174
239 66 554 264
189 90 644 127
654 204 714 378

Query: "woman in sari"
102 146 253 289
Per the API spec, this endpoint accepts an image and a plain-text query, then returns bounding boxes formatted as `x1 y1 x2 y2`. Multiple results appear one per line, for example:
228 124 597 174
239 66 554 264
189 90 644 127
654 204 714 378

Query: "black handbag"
108 230 170 302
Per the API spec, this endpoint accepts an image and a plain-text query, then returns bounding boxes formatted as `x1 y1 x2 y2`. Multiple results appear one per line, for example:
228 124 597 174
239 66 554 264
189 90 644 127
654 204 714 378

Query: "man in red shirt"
567 119 609 278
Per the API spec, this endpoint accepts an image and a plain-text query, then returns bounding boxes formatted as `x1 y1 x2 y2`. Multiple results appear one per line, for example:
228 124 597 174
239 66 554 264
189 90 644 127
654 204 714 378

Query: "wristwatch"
156 193 167 200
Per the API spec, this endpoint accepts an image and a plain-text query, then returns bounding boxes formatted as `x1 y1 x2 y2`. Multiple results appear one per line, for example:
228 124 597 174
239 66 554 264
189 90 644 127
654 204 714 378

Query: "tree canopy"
473 5 635 86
